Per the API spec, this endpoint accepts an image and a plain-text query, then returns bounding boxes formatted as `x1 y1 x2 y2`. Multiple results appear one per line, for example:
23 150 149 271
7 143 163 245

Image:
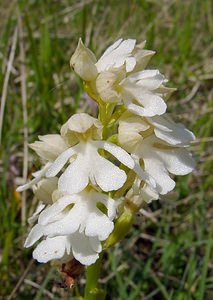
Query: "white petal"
31 162 53 178
96 71 121 103
93 154 127 191
85 212 114 241
41 196 85 237
122 74 167 117
97 141 135 169
42 208 81 237
24 224 43 248
133 49 155 72
62 113 103 142
67 113 102 134
149 115 195 145
16 163 52 192
38 195 75 225
16 177 40 192
125 102 164 117
99 39 123 57
28 203 46 225
128 70 166 90
89 236 102 253
96 194 116 220
134 92 167 116
156 147 195 175
58 156 89 194
126 102 153 117
118 116 150 152
140 184 159 203
132 157 156 189
70 233 100 266
125 56 136 72
46 148 76 177
96 39 136 72
33 236 69 263
143 155 176 194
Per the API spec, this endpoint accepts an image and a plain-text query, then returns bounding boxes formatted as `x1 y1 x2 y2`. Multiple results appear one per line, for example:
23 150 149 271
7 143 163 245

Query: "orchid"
24 189 116 265
118 113 195 198
71 39 174 117
96 68 169 117
17 113 134 194
32 234 102 266
17 37 195 299
46 113 135 194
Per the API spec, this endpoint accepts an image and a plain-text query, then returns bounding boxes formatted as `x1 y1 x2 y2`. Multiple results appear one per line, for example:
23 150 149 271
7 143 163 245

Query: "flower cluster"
17 38 195 266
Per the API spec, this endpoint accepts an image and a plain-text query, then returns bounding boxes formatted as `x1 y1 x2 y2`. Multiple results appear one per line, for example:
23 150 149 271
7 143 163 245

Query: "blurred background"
0 0 212 299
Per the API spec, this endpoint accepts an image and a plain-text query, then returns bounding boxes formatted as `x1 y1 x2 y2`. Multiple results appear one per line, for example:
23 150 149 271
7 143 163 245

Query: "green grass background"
0 0 212 299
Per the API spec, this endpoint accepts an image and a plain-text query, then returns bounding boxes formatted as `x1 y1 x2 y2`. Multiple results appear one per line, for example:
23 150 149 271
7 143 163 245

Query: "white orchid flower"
46 113 134 194
32 234 101 266
24 189 116 265
96 68 169 116
71 39 170 117
119 69 168 116
71 38 155 77
133 135 195 195
71 38 138 79
118 113 195 152
16 37 196 272
17 113 134 194
118 114 195 197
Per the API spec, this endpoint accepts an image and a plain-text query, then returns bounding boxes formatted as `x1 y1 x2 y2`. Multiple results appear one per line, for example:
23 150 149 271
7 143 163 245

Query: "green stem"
99 102 115 139
84 253 106 300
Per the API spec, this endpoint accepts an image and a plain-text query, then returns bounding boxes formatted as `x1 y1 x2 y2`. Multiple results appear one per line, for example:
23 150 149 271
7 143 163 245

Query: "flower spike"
17 37 195 270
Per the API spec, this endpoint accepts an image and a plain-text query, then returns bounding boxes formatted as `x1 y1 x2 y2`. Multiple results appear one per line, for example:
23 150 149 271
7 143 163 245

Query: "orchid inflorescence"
17 38 195 267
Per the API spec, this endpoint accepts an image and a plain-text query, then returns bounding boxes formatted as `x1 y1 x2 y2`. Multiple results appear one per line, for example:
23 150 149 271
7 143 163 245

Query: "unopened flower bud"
70 39 98 81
